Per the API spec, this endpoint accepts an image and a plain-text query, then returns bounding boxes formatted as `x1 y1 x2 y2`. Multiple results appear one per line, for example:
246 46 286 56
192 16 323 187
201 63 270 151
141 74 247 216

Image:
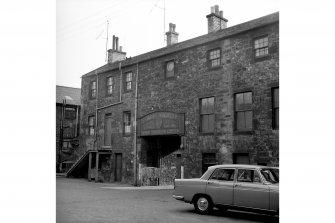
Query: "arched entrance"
138 111 185 186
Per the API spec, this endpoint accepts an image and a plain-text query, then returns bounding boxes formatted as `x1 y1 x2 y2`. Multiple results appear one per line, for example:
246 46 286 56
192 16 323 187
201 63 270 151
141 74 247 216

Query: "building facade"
76 7 279 185
56 85 81 173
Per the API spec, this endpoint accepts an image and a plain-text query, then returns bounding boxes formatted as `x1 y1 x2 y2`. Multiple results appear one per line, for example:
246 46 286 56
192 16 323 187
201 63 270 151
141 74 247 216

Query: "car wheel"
194 196 213 214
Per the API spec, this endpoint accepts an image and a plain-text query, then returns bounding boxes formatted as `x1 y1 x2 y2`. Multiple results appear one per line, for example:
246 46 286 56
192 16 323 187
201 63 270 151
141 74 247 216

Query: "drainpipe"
133 63 139 186
95 70 99 150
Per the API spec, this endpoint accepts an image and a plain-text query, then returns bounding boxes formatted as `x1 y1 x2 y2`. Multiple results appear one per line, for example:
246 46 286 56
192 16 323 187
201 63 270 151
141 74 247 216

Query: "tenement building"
69 6 279 186
56 85 81 173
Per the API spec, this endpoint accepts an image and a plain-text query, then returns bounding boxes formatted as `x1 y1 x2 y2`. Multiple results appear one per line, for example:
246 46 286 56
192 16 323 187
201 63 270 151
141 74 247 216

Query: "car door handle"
234 183 242 187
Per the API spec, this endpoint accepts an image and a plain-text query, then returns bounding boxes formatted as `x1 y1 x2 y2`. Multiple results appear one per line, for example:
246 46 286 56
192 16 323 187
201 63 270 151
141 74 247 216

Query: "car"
173 164 279 215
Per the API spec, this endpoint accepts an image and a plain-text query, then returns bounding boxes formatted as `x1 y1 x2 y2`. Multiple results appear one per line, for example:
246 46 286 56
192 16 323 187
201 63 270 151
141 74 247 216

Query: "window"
90 81 96 99
237 169 261 183
208 49 221 68
272 87 279 129
235 92 252 130
210 168 235 181
104 113 112 146
254 36 268 57
64 107 76 120
123 112 131 134
200 97 215 133
62 141 73 149
106 77 113 96
202 153 216 174
124 72 132 91
165 60 175 78
88 116 95 136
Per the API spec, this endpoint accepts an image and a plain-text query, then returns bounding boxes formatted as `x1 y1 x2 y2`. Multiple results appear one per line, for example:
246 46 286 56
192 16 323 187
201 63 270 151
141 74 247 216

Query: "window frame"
124 72 132 92
165 60 175 79
207 48 221 69
272 87 279 130
254 35 269 58
123 111 131 136
236 168 263 184
89 80 97 99
88 116 95 136
106 76 114 96
234 91 253 132
64 107 76 120
199 97 215 134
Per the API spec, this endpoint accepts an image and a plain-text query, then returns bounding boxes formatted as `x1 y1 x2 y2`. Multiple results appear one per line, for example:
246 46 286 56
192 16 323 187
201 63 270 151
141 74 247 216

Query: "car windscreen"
260 168 279 184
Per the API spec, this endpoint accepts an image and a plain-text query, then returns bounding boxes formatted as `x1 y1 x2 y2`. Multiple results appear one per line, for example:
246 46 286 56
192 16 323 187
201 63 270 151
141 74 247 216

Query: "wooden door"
115 153 122 182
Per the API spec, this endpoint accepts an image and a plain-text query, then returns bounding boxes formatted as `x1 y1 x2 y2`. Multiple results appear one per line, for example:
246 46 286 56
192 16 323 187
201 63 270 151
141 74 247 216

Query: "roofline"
56 85 81 90
82 11 279 78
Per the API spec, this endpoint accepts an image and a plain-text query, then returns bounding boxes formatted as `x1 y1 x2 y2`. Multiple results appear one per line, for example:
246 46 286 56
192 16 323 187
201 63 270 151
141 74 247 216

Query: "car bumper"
172 195 184 201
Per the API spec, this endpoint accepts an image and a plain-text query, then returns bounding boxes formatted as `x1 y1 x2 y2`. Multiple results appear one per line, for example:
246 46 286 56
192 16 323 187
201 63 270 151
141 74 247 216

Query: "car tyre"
194 195 213 214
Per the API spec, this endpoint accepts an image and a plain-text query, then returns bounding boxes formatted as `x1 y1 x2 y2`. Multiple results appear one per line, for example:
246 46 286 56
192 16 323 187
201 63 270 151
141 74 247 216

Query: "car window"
237 169 261 183
260 168 279 184
210 168 235 181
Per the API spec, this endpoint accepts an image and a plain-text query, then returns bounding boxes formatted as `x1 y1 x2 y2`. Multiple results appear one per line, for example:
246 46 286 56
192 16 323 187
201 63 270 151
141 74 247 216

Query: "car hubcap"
197 197 209 211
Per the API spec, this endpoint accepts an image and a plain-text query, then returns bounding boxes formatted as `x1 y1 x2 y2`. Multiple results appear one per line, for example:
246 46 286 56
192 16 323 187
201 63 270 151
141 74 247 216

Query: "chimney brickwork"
108 35 126 63
166 23 179 46
206 5 228 33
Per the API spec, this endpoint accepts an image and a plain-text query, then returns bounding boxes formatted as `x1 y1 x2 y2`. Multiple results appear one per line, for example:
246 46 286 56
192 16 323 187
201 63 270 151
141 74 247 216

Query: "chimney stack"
108 35 126 63
206 5 228 33
166 23 179 46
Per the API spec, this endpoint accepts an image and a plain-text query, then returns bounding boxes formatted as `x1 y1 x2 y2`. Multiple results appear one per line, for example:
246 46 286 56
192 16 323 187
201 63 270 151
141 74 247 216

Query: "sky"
57 0 279 88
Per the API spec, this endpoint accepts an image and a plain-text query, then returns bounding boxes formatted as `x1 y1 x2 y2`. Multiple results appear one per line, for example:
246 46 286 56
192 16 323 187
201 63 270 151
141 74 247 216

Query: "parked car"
173 164 279 215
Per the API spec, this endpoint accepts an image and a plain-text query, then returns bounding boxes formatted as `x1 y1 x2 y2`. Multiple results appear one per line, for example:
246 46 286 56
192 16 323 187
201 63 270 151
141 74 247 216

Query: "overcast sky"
57 0 279 88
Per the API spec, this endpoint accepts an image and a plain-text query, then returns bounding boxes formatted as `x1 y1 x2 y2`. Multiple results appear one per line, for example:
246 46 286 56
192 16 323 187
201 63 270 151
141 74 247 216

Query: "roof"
56 85 81 105
82 12 279 78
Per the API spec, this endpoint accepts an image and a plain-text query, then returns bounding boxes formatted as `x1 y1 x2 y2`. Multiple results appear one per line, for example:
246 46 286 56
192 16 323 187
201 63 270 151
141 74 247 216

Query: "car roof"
208 164 278 170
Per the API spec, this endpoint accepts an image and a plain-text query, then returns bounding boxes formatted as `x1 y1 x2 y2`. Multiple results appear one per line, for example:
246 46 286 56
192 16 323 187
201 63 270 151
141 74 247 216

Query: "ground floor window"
202 153 217 174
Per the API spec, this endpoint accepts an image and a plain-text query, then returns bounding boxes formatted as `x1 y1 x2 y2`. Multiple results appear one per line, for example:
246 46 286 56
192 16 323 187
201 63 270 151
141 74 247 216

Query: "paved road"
57 178 278 223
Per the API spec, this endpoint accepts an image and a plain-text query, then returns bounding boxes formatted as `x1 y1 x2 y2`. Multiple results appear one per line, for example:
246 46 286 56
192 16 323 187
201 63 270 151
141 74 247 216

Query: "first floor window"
235 92 253 130
254 36 269 57
200 97 215 133
124 72 132 91
107 77 113 95
90 81 96 99
208 49 221 68
272 87 279 129
88 116 95 136
123 112 131 134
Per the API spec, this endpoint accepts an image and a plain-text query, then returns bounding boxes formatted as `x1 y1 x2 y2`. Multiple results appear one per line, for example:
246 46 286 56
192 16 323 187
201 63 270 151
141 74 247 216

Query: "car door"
205 168 235 205
233 168 270 210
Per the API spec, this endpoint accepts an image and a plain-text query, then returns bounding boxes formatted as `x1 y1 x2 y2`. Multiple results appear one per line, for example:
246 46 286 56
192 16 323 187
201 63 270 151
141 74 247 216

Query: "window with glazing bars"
209 49 221 68
272 87 279 129
88 116 95 136
124 72 132 91
123 112 131 134
106 77 113 95
200 97 215 133
254 36 268 57
235 92 253 130
90 81 96 99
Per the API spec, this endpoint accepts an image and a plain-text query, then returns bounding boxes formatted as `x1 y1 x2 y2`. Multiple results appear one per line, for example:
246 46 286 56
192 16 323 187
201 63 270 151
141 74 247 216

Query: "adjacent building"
56 85 81 173
70 6 279 186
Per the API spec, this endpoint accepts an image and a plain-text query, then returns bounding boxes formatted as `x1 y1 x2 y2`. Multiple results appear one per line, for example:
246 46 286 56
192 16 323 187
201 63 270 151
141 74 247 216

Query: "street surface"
57 177 279 223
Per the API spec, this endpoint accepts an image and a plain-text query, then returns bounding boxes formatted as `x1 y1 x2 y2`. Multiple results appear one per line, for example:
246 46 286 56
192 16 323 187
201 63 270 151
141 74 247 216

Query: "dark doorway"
143 135 181 168
115 153 122 182
233 153 250 164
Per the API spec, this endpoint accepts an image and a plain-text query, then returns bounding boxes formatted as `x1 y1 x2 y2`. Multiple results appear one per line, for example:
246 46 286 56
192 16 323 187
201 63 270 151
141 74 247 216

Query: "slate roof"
56 85 81 105
82 12 279 78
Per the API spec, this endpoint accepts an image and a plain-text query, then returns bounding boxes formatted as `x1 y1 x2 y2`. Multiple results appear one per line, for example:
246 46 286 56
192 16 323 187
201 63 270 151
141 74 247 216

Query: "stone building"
70 6 279 185
56 85 81 173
